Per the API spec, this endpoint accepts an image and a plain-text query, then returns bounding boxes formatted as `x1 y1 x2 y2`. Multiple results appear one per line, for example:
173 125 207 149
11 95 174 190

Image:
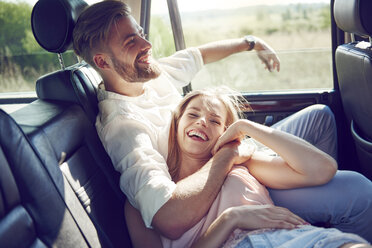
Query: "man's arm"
198 36 280 72
151 142 245 239
101 117 244 240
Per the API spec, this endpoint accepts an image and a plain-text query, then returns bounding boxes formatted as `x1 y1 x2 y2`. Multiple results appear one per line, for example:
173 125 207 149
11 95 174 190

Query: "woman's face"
177 95 227 159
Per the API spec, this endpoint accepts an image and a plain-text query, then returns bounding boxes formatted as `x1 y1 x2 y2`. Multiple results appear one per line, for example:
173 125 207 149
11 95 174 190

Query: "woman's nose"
196 117 207 126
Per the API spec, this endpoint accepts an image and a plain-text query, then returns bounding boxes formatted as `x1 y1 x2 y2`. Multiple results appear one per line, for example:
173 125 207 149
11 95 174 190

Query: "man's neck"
104 76 146 97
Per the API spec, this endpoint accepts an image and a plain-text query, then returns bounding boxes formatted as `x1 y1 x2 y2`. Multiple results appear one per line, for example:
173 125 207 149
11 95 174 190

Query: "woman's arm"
213 119 337 189
192 205 307 248
125 200 163 248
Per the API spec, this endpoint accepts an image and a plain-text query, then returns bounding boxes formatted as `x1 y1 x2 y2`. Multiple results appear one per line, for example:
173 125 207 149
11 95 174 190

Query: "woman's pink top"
160 166 274 248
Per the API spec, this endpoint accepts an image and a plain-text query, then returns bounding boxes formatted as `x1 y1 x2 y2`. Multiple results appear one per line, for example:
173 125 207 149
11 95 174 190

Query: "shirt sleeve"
158 47 204 89
98 115 176 228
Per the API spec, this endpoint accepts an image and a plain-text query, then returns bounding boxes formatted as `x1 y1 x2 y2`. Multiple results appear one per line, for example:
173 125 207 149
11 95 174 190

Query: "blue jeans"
269 104 372 242
234 226 368 248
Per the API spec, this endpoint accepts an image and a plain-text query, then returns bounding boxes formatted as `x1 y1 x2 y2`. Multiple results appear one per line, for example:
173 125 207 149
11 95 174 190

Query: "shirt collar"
97 82 150 102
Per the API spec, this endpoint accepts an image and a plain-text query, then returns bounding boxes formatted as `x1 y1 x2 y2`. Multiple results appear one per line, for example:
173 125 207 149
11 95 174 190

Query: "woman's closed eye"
188 112 199 118
210 119 221 125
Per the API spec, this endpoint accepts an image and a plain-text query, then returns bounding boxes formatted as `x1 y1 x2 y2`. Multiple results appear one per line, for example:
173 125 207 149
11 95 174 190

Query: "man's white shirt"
96 47 204 227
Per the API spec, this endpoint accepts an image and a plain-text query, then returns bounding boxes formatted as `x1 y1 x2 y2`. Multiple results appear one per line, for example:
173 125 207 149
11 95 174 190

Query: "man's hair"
73 0 131 69
167 87 249 182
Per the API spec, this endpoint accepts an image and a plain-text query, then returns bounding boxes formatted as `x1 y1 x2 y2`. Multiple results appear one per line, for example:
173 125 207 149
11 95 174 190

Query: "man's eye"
140 33 147 39
124 38 135 47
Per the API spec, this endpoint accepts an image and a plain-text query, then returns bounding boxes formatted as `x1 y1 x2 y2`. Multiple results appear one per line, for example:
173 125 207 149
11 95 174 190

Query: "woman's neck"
178 155 210 181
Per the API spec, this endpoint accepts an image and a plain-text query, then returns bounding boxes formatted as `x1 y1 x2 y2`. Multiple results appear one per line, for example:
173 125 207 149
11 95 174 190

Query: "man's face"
106 16 160 83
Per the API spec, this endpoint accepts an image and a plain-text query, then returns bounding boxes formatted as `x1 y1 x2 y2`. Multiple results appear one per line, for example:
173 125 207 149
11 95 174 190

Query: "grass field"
177 4 333 92
1 3 333 93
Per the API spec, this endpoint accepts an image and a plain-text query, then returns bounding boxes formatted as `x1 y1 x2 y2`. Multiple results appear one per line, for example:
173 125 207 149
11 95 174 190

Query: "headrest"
31 0 88 53
334 0 372 37
36 68 80 104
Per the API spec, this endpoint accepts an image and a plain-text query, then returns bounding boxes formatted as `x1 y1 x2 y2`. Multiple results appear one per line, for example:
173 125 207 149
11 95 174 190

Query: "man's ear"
93 54 110 69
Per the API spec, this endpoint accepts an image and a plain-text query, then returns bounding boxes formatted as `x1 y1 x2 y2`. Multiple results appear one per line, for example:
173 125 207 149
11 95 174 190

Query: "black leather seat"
0 0 132 246
334 0 372 179
32 0 101 124
10 101 131 247
0 109 99 247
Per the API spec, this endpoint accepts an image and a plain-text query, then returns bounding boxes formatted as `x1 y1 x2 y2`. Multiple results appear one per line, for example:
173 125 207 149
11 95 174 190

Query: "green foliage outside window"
0 1 77 92
1 1 332 93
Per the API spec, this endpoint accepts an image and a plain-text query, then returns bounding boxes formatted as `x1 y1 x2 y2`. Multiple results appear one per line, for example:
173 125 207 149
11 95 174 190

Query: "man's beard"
112 55 161 83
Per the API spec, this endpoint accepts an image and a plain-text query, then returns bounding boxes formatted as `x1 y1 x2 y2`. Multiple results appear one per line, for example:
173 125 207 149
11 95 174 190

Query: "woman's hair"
167 87 249 181
73 0 131 69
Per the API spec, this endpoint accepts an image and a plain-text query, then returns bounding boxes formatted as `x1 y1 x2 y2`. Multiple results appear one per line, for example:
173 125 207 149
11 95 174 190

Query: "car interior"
0 0 371 247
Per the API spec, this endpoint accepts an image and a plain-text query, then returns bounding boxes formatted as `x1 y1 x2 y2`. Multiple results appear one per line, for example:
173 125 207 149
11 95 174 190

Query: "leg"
270 105 372 241
269 171 372 242
237 225 369 248
271 104 337 159
341 244 372 248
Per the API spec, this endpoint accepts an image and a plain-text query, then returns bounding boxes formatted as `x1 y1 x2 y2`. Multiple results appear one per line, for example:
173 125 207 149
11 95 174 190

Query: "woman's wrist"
220 208 239 232
234 119 254 137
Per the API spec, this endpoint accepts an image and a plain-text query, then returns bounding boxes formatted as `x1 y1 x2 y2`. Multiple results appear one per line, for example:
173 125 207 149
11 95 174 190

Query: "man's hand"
254 37 280 72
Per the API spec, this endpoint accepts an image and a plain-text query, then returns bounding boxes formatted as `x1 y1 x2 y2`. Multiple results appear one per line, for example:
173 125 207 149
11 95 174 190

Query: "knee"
339 170 372 186
307 104 336 129
336 171 372 198
309 104 335 121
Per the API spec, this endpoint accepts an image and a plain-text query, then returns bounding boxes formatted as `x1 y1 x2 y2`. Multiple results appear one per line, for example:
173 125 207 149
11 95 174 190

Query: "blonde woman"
126 88 369 248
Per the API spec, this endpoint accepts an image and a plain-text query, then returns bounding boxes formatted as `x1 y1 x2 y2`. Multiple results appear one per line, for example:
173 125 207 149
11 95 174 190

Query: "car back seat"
10 99 131 247
334 0 372 179
0 108 101 247
0 0 133 246
31 0 100 124
35 62 101 124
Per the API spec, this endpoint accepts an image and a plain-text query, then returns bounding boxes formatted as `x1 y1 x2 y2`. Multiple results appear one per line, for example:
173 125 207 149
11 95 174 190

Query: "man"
73 0 372 242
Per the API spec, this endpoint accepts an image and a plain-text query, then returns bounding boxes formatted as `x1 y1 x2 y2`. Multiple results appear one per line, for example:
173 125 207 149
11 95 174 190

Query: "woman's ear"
93 53 110 70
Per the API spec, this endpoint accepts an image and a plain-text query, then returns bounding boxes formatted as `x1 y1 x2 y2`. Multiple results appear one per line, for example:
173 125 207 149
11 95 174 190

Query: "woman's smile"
177 95 227 157
187 129 209 141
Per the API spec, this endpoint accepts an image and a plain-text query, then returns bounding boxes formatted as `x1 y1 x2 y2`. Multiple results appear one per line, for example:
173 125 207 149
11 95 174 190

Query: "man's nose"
139 35 152 49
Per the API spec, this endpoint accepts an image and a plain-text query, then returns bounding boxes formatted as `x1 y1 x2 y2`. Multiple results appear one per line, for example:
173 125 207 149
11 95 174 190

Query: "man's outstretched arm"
198 36 280 72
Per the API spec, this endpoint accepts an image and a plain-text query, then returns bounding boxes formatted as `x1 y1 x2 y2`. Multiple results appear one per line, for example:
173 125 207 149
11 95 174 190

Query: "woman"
125 88 369 248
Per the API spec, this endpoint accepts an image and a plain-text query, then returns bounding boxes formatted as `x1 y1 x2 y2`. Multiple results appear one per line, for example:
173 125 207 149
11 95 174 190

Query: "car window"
152 0 333 92
0 0 79 93
149 0 176 58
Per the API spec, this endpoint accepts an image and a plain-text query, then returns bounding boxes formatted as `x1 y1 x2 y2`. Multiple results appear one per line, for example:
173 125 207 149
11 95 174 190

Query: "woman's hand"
192 204 308 248
213 121 256 165
213 120 248 154
228 205 308 231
